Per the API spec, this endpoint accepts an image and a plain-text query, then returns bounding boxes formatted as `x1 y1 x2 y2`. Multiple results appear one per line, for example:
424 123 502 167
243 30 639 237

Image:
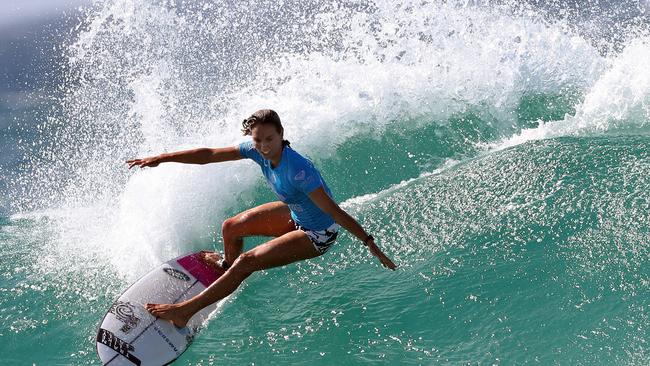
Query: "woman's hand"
126 156 162 169
306 187 398 271
366 239 397 270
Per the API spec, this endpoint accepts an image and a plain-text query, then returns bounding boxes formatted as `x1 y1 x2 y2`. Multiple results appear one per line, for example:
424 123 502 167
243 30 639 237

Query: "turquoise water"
1 1 650 364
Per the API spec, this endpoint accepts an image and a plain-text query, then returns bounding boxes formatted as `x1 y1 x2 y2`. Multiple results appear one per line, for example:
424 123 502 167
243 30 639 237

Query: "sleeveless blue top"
238 141 336 230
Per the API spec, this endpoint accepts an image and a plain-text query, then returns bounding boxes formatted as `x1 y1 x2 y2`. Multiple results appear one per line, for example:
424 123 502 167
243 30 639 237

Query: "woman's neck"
270 145 284 168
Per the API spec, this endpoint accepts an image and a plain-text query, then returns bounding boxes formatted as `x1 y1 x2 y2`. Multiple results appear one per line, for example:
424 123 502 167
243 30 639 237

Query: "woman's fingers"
368 243 397 270
127 159 141 169
377 251 396 270
381 255 397 270
126 158 157 169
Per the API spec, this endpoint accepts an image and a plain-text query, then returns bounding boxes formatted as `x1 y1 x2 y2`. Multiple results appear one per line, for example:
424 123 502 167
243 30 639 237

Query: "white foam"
239 2 603 157
486 37 650 152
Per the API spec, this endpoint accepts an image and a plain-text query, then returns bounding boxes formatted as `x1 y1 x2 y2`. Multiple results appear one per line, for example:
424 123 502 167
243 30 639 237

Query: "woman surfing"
127 109 396 328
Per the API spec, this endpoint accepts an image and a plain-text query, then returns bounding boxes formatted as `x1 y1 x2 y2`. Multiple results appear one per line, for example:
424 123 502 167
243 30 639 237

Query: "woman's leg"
146 229 320 328
220 201 295 265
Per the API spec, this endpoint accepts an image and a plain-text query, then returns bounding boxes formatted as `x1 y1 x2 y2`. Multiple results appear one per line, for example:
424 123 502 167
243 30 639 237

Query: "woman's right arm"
127 146 242 169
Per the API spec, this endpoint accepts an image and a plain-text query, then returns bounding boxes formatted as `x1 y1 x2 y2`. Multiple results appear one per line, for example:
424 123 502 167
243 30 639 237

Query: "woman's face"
251 123 283 160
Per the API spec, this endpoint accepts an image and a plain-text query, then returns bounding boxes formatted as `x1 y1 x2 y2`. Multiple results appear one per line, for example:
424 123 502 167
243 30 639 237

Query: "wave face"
1 0 649 364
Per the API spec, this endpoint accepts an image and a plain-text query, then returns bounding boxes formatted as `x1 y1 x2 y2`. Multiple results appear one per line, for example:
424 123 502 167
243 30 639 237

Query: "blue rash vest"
238 141 336 231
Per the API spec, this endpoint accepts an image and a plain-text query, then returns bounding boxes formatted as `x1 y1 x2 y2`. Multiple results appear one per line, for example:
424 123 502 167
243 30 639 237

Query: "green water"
2 0 650 364
2 126 649 364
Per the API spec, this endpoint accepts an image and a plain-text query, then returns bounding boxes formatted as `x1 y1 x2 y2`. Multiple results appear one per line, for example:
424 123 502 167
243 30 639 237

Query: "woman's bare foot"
199 251 227 271
145 302 194 328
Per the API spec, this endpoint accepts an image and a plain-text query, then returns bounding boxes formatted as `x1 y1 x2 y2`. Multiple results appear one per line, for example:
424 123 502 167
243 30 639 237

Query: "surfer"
127 109 396 328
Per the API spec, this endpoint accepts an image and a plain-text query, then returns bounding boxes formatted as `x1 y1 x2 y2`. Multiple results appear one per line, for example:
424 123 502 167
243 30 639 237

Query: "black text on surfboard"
97 328 142 366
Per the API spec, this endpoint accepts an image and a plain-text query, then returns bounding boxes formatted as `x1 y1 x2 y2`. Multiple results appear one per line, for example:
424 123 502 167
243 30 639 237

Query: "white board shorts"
295 223 340 254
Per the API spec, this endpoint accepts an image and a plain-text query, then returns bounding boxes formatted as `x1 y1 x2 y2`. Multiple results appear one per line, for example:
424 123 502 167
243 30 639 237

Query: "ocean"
1 0 649 364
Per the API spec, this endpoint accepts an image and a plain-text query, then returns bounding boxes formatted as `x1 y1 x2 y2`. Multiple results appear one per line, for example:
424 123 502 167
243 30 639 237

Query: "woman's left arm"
309 186 397 270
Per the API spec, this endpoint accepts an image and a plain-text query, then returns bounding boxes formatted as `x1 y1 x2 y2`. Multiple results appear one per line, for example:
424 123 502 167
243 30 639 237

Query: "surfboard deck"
96 252 224 366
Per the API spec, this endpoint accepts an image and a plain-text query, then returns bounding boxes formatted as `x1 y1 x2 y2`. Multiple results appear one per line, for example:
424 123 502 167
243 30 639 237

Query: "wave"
202 134 650 364
489 37 650 151
3 0 646 277
3 2 650 363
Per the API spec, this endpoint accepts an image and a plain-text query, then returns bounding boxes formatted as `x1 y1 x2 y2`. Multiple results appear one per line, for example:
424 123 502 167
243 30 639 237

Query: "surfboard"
96 252 225 366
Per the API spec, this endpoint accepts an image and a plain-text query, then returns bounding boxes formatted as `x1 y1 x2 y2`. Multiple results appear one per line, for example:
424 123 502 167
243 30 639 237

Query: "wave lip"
489 37 650 152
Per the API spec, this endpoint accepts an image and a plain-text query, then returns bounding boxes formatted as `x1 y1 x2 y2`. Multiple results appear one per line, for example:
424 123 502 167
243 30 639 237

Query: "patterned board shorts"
296 223 340 254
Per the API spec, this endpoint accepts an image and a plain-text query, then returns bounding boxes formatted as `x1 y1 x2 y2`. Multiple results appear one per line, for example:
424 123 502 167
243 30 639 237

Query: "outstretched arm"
127 146 242 169
309 187 397 270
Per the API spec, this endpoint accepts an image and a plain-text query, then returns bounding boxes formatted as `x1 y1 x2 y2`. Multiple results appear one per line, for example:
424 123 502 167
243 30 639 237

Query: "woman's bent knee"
230 252 257 276
221 216 240 236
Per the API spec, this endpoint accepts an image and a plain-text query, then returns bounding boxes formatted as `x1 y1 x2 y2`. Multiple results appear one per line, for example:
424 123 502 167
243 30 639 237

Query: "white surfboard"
96 252 225 366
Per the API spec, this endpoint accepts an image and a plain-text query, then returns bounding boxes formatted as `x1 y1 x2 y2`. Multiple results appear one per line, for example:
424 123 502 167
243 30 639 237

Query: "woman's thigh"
226 201 295 238
234 230 321 272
